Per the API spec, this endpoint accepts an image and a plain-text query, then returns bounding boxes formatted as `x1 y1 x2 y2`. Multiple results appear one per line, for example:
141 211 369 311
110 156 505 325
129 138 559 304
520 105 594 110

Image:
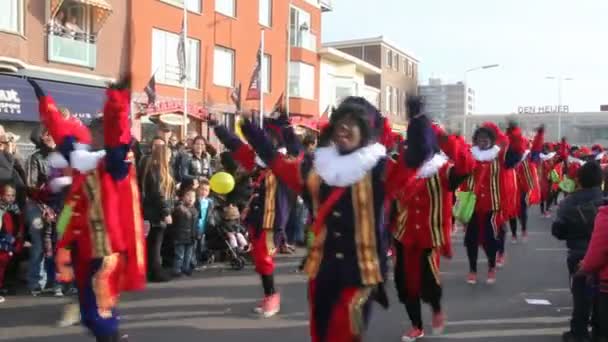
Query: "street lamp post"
463 64 499 138
545 76 573 139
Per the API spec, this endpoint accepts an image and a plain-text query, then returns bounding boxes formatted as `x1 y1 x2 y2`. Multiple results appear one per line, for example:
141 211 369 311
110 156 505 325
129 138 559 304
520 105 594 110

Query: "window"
152 29 200 88
407 61 414 77
386 50 392 68
0 0 22 34
289 62 315 99
403 59 407 74
262 54 271 93
290 6 315 51
259 0 272 27
385 86 392 112
160 0 202 12
216 0 236 17
394 88 399 114
393 54 399 71
213 46 235 87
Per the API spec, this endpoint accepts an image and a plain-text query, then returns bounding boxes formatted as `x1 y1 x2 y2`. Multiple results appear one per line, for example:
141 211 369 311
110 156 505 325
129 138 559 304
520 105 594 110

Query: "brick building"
130 0 331 142
0 0 129 149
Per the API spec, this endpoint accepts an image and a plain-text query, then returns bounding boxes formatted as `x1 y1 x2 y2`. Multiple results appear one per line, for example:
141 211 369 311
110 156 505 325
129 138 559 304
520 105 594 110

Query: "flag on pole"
230 83 242 110
177 19 187 83
246 43 262 100
144 75 157 106
270 93 285 115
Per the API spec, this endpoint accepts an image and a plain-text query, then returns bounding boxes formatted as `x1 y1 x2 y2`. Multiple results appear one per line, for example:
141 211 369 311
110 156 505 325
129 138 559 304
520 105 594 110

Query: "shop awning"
0 75 39 122
51 0 113 33
35 79 106 123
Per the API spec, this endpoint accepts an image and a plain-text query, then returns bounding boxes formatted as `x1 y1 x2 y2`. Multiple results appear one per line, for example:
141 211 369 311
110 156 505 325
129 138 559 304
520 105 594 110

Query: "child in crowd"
172 188 199 277
220 203 249 252
0 184 24 302
193 178 214 268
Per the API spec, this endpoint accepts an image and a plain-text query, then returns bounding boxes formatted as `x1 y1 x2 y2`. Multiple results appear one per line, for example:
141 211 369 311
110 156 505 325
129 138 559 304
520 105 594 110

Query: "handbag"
549 169 560 183
559 177 576 193
452 191 477 224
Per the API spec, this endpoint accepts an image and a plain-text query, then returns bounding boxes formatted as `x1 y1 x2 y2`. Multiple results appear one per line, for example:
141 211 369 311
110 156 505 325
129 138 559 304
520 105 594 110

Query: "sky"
322 0 608 114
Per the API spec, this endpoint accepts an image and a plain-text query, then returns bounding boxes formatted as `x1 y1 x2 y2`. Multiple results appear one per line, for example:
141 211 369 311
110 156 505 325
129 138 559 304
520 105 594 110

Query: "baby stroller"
203 204 249 270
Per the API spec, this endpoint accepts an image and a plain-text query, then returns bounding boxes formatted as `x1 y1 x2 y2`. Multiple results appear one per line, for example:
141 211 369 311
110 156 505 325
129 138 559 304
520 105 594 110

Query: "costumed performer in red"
29 76 146 342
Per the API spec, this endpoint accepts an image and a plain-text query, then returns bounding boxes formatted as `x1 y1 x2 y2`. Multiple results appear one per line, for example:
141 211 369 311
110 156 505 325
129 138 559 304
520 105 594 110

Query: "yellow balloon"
210 172 235 195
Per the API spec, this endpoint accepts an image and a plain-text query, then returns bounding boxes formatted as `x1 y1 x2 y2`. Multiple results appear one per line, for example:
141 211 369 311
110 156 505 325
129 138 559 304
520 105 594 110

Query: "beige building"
318 47 381 113
324 36 419 129
445 112 608 146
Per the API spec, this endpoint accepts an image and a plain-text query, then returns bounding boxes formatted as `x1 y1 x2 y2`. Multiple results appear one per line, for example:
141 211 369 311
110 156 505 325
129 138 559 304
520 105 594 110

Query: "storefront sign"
0 75 39 122
517 105 570 114
0 88 22 115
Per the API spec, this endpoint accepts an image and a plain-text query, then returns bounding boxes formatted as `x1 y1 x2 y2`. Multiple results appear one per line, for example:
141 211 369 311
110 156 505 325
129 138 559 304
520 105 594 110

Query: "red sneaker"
522 231 529 243
496 253 506 268
466 272 477 285
487 268 497 284
432 311 446 335
401 327 424 342
261 293 280 318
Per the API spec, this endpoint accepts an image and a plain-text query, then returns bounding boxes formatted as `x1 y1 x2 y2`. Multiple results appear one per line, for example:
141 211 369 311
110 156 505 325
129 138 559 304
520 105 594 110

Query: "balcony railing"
290 30 317 52
47 32 97 68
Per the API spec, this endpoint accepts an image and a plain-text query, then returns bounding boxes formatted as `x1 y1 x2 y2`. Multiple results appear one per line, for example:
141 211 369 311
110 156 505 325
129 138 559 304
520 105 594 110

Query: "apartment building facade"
418 78 475 122
130 0 331 141
324 36 419 129
0 0 129 147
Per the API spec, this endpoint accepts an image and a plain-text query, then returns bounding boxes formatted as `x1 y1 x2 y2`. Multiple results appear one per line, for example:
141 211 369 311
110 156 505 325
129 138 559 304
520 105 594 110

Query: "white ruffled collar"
70 150 106 172
568 155 586 166
596 152 605 161
314 143 386 187
471 145 501 162
540 152 556 161
416 153 449 179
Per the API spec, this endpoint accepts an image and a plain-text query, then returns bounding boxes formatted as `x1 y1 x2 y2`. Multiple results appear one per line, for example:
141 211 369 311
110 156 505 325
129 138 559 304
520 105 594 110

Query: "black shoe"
29 287 42 297
183 269 193 276
562 331 592 342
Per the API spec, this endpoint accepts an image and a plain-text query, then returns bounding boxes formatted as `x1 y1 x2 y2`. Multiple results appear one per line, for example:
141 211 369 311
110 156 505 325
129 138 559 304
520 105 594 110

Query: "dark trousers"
146 225 166 276
598 292 608 340
394 243 442 329
497 227 506 255
568 255 593 338
541 190 557 214
510 193 528 237
465 212 498 273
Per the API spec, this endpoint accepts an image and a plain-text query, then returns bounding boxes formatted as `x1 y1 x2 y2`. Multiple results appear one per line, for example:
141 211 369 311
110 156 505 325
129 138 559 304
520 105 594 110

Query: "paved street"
0 210 571 342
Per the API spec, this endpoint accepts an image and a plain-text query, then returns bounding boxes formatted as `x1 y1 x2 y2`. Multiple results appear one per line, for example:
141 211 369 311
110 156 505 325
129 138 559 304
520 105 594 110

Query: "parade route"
0 211 571 341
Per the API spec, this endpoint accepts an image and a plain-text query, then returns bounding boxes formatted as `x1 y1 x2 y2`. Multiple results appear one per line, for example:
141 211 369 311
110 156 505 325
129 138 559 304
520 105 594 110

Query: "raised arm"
103 77 132 181
530 125 545 164
239 119 307 194
504 122 526 169
432 124 476 179
28 79 91 157
213 124 256 172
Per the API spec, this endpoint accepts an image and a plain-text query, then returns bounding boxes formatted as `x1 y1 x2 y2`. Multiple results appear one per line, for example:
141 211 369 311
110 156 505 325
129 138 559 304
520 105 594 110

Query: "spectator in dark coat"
181 136 213 182
139 145 175 282
552 161 605 342
171 188 198 277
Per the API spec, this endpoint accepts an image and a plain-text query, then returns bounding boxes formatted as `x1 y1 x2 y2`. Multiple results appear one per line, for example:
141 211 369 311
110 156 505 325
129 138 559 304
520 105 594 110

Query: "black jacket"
552 187 604 257
139 158 174 224
171 203 199 244
180 152 213 182
25 126 53 189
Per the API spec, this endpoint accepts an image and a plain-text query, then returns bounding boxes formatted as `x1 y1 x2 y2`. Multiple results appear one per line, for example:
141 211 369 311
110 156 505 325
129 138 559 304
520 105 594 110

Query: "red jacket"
581 205 608 293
